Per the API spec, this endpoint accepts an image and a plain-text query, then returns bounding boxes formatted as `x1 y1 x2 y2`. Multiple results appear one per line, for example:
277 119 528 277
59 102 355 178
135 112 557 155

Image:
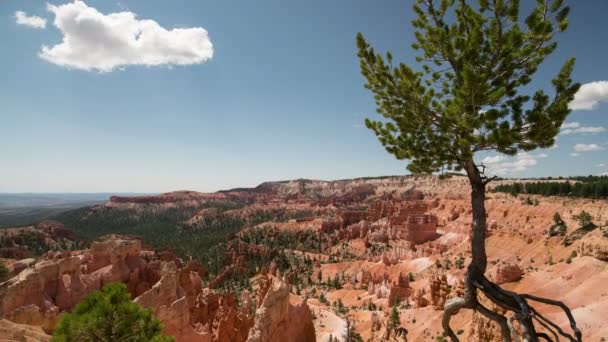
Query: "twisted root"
442 275 582 342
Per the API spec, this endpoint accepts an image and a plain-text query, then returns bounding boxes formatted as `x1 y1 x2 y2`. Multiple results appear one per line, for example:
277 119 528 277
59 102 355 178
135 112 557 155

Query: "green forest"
492 176 608 199
53 202 313 280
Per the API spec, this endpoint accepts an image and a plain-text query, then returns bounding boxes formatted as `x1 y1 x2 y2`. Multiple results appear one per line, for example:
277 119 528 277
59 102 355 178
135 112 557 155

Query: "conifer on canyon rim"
357 0 581 340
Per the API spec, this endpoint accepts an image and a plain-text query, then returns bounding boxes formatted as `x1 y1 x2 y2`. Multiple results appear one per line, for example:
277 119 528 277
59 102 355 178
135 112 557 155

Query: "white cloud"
15 11 47 29
571 153 580 157
482 155 504 164
481 152 546 175
573 143 605 152
560 121 606 135
39 1 213 72
569 81 608 111
561 122 580 129
597 163 606 167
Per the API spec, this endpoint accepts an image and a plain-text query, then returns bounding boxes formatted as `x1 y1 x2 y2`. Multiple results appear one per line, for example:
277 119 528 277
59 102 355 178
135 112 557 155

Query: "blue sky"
0 0 607 193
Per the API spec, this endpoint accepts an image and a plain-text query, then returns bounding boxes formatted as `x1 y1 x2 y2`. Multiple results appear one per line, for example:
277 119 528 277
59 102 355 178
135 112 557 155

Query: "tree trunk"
463 159 487 299
443 160 582 342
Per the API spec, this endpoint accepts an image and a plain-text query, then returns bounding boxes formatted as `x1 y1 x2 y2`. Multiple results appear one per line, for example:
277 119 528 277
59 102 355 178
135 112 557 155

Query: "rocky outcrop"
413 288 429 308
338 210 368 228
0 235 158 334
388 273 411 306
369 229 389 243
0 319 51 342
578 234 608 261
0 234 265 341
247 276 316 342
0 256 91 331
86 236 143 273
134 262 220 341
467 310 503 342
430 273 450 310
345 221 370 239
11 258 36 276
494 261 523 285
34 221 76 241
3 305 58 335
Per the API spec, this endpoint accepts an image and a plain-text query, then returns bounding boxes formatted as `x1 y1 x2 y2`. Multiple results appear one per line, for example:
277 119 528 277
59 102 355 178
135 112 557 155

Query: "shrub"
573 210 594 229
52 283 173 342
455 256 465 269
319 292 328 304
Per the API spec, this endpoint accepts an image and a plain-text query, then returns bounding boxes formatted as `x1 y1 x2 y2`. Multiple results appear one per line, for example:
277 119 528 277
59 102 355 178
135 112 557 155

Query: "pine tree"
389 303 400 336
343 317 364 342
573 210 594 229
52 283 173 342
357 1 581 340
333 274 342 289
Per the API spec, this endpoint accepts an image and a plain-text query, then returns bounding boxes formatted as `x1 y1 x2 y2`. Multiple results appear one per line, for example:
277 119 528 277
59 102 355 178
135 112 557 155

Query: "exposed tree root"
442 273 582 342
440 158 583 342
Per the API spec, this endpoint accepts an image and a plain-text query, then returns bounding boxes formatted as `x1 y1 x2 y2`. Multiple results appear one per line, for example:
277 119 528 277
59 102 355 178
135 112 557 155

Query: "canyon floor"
0 175 607 341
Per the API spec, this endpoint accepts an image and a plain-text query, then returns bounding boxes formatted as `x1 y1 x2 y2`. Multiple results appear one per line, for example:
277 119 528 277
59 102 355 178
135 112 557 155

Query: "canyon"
1 175 607 341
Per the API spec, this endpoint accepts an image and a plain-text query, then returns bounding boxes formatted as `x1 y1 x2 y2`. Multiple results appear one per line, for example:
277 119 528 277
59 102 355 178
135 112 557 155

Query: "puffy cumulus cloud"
573 143 605 152
569 81 608 111
40 1 213 72
15 11 47 29
480 152 547 175
560 122 606 135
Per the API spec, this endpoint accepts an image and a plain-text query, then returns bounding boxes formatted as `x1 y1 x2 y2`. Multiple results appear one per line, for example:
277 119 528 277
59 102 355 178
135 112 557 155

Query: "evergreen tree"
553 212 562 224
357 0 581 340
343 317 364 342
333 274 342 289
573 210 594 228
0 261 9 283
494 177 608 199
388 303 400 336
52 283 173 342
549 212 567 237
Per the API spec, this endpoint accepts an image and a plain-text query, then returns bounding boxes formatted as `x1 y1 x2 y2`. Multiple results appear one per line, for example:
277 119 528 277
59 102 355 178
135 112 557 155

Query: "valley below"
1 175 607 341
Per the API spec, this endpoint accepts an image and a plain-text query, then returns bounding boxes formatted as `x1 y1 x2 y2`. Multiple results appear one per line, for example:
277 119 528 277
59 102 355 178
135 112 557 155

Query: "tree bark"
442 159 582 342
463 159 487 299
